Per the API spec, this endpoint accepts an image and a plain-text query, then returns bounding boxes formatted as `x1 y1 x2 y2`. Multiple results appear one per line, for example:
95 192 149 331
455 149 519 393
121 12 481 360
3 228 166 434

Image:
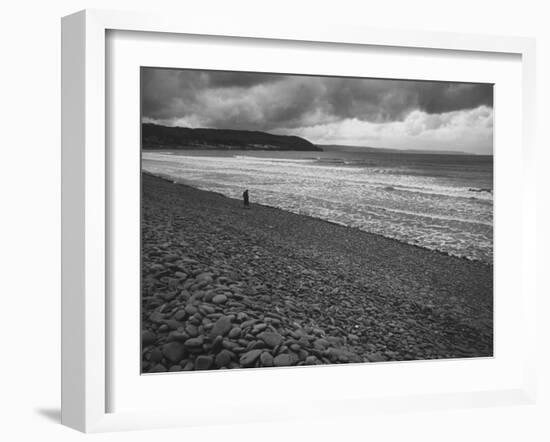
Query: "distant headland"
142 123 322 152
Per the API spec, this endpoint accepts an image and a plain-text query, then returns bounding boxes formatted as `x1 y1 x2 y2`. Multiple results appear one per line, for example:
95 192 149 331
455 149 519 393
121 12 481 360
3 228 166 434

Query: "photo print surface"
140 67 493 373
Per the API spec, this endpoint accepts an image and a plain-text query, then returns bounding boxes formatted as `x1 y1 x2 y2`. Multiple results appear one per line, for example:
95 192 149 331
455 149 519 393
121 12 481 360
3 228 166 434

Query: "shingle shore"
141 173 493 373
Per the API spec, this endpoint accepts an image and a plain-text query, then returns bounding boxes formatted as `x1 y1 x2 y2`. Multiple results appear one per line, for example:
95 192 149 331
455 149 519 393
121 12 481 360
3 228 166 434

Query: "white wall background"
0 0 548 440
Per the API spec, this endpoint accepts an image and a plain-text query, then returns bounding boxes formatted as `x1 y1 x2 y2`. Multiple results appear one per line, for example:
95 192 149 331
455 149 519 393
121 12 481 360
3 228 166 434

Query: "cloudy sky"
141 68 493 154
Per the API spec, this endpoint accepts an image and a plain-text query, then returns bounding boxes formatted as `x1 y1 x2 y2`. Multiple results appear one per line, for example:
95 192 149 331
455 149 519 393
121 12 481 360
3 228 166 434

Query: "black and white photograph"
140 67 494 373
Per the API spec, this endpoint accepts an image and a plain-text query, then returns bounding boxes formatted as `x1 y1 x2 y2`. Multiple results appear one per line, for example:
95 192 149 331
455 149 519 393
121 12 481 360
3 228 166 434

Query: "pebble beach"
141 172 493 373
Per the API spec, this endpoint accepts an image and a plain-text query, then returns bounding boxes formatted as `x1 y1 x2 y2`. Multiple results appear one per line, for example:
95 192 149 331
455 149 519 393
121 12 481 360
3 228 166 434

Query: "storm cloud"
141 68 493 153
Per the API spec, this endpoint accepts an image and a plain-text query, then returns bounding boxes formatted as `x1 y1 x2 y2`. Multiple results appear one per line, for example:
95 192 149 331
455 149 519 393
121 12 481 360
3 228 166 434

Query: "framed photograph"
61 9 537 432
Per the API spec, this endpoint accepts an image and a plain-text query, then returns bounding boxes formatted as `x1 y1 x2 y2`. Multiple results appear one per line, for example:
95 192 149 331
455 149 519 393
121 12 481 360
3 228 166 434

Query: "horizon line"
141 121 493 156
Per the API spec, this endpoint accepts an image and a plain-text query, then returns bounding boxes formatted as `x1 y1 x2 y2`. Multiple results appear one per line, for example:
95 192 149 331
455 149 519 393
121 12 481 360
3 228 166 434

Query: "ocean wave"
375 183 493 201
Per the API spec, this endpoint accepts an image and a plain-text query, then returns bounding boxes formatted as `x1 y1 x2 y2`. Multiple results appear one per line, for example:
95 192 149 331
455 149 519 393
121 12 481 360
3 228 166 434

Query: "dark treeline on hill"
142 123 322 151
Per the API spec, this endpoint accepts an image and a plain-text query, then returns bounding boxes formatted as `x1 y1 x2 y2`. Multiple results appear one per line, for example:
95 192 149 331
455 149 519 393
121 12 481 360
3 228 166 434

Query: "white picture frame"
61 9 537 433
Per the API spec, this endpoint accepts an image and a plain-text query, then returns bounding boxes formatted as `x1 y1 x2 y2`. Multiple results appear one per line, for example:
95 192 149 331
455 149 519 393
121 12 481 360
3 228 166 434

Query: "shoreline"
143 170 493 268
141 172 493 372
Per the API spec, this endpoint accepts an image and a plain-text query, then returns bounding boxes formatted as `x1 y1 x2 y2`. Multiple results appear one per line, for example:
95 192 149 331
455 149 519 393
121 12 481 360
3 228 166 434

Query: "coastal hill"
142 123 322 151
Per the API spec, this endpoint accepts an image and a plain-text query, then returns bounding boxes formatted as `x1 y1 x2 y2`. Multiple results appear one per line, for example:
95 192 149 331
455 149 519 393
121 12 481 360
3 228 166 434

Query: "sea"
142 146 493 264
